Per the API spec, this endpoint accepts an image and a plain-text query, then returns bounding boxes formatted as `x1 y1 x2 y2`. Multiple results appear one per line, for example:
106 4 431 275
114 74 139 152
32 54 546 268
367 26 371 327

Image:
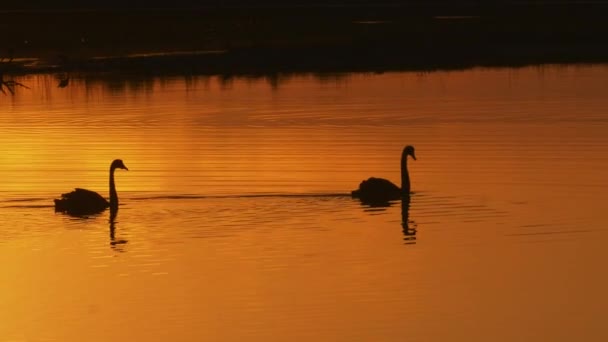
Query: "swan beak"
411 153 417 161
123 165 129 171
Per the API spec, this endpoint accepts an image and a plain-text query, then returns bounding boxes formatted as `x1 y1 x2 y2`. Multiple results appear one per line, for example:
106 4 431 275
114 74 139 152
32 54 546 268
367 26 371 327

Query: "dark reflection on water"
1 56 361 95
109 207 128 251
77 71 351 92
401 196 417 245
355 195 418 245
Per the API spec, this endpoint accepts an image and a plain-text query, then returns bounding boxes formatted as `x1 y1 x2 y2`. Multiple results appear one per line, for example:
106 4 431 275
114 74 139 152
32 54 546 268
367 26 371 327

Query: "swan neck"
401 155 410 195
109 166 118 208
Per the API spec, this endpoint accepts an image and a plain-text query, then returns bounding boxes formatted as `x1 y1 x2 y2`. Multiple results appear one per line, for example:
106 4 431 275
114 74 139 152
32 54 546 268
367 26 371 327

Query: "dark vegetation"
1 1 605 10
0 2 607 75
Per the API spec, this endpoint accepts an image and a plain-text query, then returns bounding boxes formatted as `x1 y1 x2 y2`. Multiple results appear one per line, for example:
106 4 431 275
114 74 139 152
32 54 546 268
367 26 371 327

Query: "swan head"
111 159 129 171
403 145 416 161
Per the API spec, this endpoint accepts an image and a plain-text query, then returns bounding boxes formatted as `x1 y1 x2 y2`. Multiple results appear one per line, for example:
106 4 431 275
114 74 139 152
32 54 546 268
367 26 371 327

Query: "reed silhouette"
57 75 70 88
351 145 416 205
55 54 72 88
0 57 30 95
0 73 29 94
54 159 128 216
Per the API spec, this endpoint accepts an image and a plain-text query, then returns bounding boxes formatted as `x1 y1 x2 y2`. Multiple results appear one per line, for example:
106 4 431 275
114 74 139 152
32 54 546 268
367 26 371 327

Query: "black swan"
54 159 128 215
351 145 416 204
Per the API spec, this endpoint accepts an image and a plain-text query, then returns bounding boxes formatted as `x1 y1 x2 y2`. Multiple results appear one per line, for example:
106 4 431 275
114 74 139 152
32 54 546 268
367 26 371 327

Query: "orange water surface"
1 65 607 341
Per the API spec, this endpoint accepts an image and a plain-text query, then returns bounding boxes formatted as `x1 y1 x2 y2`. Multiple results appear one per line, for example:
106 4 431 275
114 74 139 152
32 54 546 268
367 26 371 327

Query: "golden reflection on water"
1 65 608 341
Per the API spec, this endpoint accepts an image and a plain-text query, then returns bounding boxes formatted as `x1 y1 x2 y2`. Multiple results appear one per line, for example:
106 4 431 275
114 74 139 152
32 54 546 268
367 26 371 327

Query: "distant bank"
2 0 608 9
1 3 607 74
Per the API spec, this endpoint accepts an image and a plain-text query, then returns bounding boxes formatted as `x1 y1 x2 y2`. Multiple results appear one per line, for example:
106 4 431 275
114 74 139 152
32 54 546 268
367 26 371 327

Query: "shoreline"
2 44 608 77
1 5 608 75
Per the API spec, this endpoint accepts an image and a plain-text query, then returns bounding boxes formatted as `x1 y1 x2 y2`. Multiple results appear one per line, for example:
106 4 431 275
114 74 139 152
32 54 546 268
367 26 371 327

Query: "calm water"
1 65 608 341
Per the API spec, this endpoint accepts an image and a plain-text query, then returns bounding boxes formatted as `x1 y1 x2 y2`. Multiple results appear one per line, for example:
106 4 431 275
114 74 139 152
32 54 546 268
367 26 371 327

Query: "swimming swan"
54 159 128 215
351 145 416 204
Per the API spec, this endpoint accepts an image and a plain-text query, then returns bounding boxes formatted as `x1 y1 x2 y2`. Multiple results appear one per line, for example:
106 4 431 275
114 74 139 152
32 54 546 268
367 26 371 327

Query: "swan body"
351 145 416 204
351 177 401 202
54 159 128 216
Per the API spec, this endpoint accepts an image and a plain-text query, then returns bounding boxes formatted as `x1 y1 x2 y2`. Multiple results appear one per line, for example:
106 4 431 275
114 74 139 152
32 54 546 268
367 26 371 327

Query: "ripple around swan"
3 188 599 252
0 184 599 248
129 192 353 201
0 189 506 250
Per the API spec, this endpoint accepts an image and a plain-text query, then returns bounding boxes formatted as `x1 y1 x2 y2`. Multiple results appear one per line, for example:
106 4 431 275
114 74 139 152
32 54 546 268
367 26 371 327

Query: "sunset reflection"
1 66 608 341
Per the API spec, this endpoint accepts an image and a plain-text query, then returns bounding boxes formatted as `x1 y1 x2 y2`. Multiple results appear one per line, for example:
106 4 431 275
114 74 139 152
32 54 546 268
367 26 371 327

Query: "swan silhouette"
54 159 128 216
351 145 416 204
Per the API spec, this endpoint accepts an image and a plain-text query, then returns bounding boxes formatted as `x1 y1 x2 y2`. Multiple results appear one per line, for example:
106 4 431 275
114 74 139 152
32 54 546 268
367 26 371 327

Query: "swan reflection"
355 195 417 245
401 196 417 244
109 207 128 251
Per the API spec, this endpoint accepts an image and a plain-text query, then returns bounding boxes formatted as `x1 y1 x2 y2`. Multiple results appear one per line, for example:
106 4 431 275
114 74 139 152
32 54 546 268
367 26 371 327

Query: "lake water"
1 65 608 341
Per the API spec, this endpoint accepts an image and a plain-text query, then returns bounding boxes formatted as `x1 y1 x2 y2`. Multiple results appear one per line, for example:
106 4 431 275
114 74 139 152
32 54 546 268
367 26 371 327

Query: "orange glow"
1 66 608 341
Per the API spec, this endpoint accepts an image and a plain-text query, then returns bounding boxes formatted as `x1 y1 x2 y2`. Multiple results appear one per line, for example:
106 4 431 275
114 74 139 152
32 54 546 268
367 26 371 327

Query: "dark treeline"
1 0 608 75
3 0 608 10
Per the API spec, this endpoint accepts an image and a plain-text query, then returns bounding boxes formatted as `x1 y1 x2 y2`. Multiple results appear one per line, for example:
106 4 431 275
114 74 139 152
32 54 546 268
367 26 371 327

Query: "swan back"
54 188 109 215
